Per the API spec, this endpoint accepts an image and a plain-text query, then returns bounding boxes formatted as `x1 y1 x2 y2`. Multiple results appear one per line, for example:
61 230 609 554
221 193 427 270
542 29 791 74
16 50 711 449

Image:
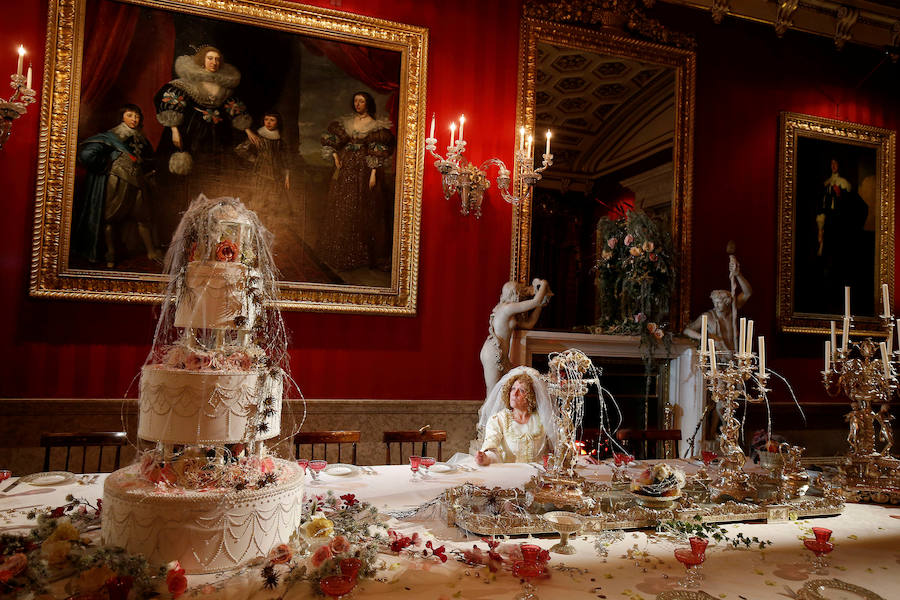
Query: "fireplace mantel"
511 330 704 457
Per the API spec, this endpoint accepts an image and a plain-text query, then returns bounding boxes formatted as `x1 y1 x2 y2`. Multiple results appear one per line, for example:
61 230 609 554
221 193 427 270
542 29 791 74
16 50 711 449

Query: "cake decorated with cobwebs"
101 196 303 574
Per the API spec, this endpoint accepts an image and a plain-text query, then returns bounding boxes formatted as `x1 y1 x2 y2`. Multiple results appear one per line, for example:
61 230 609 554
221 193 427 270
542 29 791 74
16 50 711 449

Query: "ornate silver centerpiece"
823 311 900 504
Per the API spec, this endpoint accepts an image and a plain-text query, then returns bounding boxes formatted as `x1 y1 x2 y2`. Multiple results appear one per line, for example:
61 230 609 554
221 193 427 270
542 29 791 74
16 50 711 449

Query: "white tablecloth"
2 461 899 599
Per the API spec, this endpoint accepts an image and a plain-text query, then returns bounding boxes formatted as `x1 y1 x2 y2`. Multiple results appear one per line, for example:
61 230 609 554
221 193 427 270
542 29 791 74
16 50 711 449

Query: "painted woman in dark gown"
318 91 395 272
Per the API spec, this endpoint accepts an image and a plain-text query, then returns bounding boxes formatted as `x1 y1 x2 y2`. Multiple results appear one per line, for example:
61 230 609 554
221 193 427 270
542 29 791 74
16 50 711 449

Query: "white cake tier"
139 365 282 445
174 261 257 331
101 460 304 574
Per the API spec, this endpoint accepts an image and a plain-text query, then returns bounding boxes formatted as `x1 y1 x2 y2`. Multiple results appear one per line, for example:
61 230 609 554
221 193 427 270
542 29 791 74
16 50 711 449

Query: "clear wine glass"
420 456 436 478
308 460 327 482
803 527 833 574
409 455 421 482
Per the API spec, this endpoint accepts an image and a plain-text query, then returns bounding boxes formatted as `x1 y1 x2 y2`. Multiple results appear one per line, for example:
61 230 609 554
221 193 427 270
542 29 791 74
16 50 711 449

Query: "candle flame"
459 114 465 124
17 45 25 57
450 123 456 131
546 130 552 139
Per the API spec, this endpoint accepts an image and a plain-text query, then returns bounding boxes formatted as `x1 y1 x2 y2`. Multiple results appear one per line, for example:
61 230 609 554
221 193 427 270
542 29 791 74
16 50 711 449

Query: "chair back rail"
294 431 360 465
40 431 128 473
382 430 447 464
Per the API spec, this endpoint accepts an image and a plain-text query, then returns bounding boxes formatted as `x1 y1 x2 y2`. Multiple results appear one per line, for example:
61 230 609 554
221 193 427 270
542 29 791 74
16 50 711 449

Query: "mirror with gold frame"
29 0 427 315
512 16 694 332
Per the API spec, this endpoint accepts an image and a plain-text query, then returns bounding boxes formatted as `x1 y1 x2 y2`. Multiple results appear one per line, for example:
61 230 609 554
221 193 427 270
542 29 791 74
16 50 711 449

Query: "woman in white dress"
475 366 556 465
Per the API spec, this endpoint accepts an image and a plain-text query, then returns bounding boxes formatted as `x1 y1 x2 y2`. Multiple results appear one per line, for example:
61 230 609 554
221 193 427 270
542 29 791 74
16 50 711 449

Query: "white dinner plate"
429 462 457 474
323 464 358 476
19 471 75 486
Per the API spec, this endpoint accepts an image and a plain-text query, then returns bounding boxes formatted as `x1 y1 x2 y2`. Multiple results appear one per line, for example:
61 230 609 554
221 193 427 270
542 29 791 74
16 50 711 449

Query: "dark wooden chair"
294 431 360 465
615 429 681 459
383 429 446 464
40 432 128 473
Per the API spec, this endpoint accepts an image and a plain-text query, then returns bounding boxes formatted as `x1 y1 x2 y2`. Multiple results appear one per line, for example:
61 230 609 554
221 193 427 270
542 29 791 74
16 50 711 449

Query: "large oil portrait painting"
777 112 895 335
30 0 427 314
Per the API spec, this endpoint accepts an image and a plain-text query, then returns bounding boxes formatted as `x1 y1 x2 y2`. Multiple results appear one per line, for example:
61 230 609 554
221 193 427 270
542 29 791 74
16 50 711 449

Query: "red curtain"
79 1 140 106
302 38 401 129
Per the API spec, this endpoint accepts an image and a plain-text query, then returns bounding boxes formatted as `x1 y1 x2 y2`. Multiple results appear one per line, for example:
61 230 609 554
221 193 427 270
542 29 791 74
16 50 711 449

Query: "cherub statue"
683 252 752 356
875 403 894 456
479 278 552 394
845 401 861 455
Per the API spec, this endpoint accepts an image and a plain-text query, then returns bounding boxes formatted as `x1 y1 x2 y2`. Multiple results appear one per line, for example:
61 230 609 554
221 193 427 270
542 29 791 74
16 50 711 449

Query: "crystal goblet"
308 460 327 481
803 527 833 574
543 511 583 555
689 536 708 558
420 456 436 478
409 455 421 482
512 545 547 600
297 458 309 474
319 575 356 599
674 546 705 588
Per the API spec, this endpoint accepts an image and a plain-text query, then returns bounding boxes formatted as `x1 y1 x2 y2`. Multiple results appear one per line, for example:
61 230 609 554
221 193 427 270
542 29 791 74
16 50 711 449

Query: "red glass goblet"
689 537 709 558
420 456 436 478
0 470 10 484
409 455 421 482
308 460 327 482
701 451 718 467
319 575 356 599
340 557 362 581
296 459 309 474
674 547 705 588
803 529 834 574
512 554 547 600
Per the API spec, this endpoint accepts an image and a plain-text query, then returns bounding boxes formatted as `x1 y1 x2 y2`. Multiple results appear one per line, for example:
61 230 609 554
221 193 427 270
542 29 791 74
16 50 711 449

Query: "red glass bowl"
512 560 546 579
811 527 832 543
320 575 356 598
803 539 834 556
689 537 709 557
674 548 705 567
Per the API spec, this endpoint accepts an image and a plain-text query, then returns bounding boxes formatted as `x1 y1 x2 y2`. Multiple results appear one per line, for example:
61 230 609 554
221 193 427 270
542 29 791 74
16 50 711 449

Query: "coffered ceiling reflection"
534 42 675 192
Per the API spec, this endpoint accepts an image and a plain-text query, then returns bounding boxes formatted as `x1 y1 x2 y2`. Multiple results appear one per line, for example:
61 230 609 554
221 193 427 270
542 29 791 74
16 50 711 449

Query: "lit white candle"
708 338 717 373
449 122 456 146
758 336 766 377
746 320 754 354
700 314 708 352
825 340 831 373
830 321 836 354
739 317 746 354
458 115 465 143
527 135 533 158
842 317 850 353
25 65 31 90
519 127 525 152
844 286 851 319
16 46 24 77
545 130 551 155
880 341 891 379
429 114 435 139
883 283 891 317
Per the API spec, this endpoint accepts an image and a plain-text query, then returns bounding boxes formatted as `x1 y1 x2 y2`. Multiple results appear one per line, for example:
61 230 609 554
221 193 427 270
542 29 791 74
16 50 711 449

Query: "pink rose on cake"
185 352 212 371
163 345 190 369
260 456 276 474
224 351 252 370
311 544 333 568
215 239 238 262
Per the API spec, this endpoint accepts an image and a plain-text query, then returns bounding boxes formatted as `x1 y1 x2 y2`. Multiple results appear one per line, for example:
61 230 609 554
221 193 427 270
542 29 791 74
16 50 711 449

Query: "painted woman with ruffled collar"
318 91 395 272
154 45 255 197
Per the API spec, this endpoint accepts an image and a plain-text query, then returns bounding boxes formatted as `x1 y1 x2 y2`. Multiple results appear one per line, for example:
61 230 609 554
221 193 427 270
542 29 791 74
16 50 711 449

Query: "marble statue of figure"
683 256 752 356
479 278 552 395
475 366 556 465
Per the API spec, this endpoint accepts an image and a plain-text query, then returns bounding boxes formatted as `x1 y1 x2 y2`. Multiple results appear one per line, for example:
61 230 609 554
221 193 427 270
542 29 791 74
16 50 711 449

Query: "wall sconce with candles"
0 45 36 151
425 114 553 218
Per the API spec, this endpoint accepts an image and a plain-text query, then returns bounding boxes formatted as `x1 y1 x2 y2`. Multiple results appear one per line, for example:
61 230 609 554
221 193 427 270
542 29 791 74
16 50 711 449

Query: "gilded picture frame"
30 0 427 315
511 17 695 332
776 112 895 336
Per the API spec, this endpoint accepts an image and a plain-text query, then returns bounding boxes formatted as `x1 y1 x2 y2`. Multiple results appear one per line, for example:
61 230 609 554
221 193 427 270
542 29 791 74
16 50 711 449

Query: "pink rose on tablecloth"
462 546 484 564
624 234 633 245
311 544 333 568
329 535 351 555
642 241 654 252
607 237 617 249
268 544 293 564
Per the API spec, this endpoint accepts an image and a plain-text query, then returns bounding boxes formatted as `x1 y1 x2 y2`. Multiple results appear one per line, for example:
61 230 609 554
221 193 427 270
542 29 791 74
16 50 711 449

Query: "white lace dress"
480 410 549 463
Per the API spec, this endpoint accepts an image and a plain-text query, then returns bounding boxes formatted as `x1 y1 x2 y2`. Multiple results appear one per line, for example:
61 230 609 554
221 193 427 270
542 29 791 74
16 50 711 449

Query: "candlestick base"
840 454 900 504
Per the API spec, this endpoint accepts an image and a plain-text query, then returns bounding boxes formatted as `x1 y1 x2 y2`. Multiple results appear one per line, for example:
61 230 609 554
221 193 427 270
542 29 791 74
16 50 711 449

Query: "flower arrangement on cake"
631 463 686 498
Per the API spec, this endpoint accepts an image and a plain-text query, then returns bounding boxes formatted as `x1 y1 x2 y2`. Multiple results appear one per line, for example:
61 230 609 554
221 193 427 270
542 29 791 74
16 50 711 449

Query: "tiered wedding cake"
101 196 304 574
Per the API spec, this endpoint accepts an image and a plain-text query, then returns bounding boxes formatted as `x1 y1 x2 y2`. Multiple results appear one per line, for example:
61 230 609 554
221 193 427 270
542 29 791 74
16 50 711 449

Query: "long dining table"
1 459 899 599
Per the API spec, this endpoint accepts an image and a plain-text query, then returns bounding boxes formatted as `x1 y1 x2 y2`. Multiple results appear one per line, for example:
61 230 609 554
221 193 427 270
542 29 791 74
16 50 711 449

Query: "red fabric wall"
1 2 897 403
